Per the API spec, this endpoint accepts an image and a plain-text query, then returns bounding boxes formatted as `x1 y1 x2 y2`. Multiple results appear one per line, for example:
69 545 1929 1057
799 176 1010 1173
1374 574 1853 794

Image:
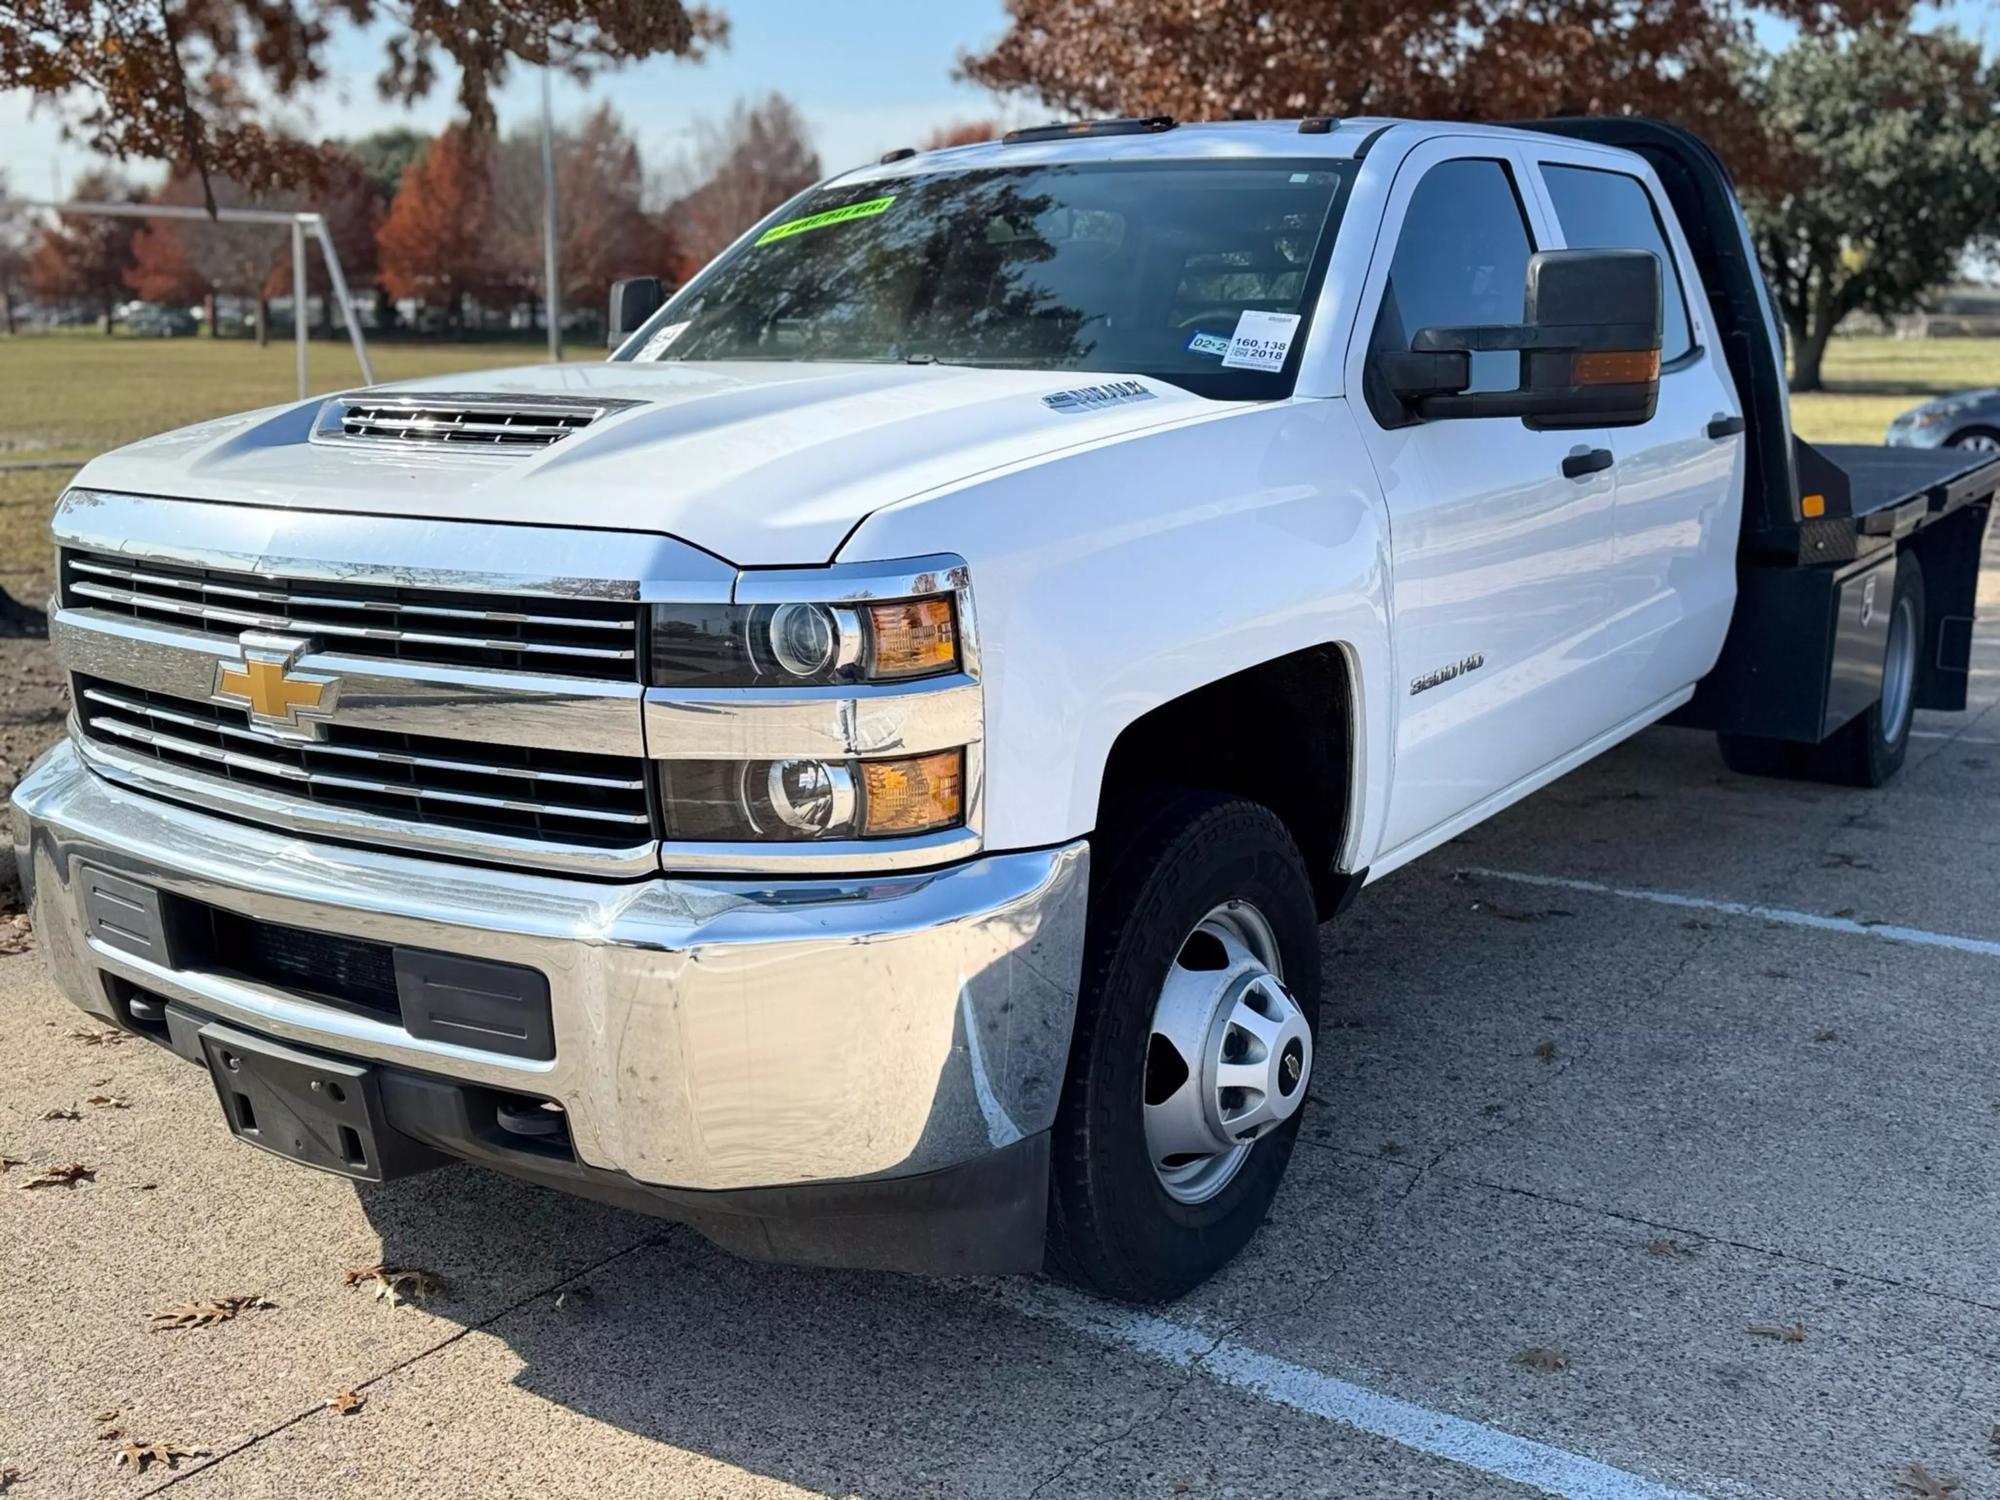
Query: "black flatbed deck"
1821 443 2000 540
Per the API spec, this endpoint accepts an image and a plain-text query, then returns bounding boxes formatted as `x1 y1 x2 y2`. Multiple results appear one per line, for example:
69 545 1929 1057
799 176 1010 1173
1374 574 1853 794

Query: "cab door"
1348 140 1624 859
1524 150 1745 711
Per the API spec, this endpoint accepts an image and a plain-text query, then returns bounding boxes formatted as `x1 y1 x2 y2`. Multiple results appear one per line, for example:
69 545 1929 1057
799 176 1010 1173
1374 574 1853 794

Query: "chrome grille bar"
79 689 645 791
82 715 651 827
66 560 634 631
69 580 635 662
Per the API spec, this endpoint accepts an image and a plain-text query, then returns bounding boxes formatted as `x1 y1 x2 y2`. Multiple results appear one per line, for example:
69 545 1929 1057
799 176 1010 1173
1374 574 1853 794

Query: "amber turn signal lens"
867 597 958 679
861 750 964 836
1571 349 1660 385
1800 493 1827 518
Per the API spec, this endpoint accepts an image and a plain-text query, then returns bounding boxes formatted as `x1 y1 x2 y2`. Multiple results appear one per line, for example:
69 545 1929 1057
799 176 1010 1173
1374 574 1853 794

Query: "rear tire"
1947 426 2000 453
1715 557 1924 789
1046 791 1321 1303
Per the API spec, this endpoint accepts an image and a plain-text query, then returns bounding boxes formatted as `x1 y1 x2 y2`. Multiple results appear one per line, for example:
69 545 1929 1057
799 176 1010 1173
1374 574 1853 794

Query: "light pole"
540 66 561 363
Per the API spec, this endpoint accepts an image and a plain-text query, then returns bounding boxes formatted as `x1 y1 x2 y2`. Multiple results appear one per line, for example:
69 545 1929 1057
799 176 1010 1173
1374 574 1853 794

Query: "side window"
1541 164 1695 365
1371 158 1534 396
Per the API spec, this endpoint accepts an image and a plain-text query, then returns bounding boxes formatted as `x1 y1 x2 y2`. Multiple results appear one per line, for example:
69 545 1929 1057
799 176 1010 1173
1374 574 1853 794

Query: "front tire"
1047 792 1321 1303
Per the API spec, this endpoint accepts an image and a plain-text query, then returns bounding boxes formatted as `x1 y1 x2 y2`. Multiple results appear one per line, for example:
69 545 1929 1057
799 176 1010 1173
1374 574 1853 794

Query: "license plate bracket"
197 1021 439 1182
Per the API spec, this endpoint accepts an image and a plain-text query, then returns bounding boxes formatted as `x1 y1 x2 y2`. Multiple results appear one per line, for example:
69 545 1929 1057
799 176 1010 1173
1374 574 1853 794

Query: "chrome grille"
77 679 655 853
315 392 638 449
61 550 639 681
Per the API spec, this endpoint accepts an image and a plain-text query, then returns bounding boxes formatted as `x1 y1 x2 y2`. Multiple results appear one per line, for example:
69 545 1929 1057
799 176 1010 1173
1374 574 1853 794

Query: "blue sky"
2 0 1020 198
2 0 1993 201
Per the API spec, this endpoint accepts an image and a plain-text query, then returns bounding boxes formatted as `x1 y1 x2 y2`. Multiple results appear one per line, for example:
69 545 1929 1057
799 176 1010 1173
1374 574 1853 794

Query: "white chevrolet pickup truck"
12 116 1997 1301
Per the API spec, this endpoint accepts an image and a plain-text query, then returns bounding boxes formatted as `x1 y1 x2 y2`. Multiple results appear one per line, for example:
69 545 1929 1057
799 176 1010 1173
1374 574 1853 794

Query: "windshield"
615 159 1355 400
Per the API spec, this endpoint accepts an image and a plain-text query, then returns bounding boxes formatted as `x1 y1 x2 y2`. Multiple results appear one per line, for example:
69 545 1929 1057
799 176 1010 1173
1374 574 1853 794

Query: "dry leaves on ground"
1512 1346 1570 1372
0 1156 22 1174
0 913 31 956
327 1389 365 1415
38 1107 79 1122
1647 1239 1698 1258
147 1294 274 1331
343 1263 446 1309
1895 1463 1960 1498
555 1284 594 1312
20 1162 93 1190
0 1465 19 1493
1533 1040 1558 1063
85 1095 129 1109
115 1440 207 1475
67 1028 129 1047
1747 1322 1807 1344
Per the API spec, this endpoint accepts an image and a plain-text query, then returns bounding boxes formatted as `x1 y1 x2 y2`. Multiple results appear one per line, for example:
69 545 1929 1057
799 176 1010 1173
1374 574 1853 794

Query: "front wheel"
1046 792 1321 1303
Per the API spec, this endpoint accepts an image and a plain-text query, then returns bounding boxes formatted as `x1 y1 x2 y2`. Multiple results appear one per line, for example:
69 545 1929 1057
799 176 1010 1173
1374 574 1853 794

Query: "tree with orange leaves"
26 172 142 334
959 0 1919 190
375 128 502 332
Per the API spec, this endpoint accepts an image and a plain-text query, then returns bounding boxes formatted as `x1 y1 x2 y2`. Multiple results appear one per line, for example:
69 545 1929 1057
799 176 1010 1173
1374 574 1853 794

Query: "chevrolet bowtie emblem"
212 632 340 740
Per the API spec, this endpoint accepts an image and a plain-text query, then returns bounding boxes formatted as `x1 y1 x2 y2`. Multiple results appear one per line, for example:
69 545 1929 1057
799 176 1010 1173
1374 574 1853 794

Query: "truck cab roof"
829 117 1601 184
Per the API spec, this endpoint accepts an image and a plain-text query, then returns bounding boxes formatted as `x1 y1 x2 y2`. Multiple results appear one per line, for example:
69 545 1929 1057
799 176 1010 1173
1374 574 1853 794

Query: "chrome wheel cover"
1143 900 1313 1206
1881 589 1918 746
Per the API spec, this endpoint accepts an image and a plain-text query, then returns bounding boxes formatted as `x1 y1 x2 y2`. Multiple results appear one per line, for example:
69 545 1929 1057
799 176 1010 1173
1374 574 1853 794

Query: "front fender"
839 397 1394 865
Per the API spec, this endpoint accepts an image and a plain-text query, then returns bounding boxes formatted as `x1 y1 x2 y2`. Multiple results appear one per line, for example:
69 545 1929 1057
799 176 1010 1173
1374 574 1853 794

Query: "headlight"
658 750 964 841
647 595 958 686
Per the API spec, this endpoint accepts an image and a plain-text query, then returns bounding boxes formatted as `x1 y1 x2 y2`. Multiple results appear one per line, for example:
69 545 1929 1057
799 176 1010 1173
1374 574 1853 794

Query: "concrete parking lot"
3 530 1998 1500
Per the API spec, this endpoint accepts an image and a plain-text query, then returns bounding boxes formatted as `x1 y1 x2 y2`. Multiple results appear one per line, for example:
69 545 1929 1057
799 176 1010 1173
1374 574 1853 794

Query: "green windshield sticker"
755 195 896 246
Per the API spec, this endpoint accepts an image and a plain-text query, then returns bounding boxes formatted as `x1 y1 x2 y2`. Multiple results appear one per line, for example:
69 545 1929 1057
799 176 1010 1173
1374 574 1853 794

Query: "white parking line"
1002 1284 1724 1500
1910 731 2000 746
1462 868 2000 959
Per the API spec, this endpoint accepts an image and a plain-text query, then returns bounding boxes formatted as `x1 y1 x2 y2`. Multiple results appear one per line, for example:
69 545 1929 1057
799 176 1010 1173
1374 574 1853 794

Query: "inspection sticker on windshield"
635 320 690 361
755 195 896 246
1185 329 1232 358
1221 310 1301 372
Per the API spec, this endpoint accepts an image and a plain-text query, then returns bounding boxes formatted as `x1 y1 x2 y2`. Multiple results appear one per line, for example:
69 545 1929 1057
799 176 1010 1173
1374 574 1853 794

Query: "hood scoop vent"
313 392 641 452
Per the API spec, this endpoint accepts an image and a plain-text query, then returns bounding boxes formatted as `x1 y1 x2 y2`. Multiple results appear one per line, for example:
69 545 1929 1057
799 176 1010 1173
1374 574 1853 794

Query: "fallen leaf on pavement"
327 1389 365 1415
1533 1040 1558 1063
1512 1347 1569 1372
67 1028 129 1047
85 1095 129 1109
1747 1322 1806 1344
96 1427 122 1442
555 1285 594 1312
39 1108 79 1122
1379 1139 1405 1157
21 1162 94 1190
0 913 31 956
114 1441 206 1475
1895 1463 1960 1498
0 1157 22 1174
1647 1239 1697 1258
93 1410 118 1425
147 1295 273 1331
344 1264 445 1309
0 1465 19 1493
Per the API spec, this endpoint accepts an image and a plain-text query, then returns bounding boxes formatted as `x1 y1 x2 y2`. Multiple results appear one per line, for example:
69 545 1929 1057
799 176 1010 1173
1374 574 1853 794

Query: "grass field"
2 332 1995 604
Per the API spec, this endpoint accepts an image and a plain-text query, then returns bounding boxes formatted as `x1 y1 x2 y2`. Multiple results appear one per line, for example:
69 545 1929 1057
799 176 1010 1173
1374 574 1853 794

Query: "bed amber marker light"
1571 349 1661 385
1801 493 1827 518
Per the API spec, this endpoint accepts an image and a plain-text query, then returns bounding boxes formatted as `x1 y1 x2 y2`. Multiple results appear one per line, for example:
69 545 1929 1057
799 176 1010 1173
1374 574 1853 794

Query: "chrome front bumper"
9 742 1088 1195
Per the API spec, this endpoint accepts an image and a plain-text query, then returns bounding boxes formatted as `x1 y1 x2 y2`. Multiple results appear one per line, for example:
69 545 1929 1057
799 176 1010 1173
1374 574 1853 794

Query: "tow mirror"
1383 249 1663 429
608 276 668 349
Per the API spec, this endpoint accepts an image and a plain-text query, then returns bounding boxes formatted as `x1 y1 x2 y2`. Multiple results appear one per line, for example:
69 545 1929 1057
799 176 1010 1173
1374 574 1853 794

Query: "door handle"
1561 447 1614 480
1706 414 1745 439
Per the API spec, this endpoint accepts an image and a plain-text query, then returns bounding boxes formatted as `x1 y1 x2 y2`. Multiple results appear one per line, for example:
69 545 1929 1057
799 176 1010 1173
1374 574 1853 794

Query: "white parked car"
12 116 1998 1300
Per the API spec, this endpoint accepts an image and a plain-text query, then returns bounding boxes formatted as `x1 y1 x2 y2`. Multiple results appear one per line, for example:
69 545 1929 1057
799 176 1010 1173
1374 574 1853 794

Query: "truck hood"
73 361 1217 566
